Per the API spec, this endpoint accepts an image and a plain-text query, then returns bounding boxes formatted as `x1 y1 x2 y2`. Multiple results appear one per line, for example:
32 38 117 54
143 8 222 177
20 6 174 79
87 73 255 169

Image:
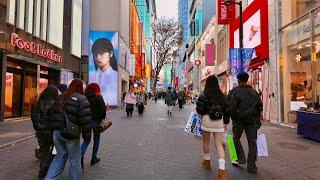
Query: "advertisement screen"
234 10 261 48
89 31 119 106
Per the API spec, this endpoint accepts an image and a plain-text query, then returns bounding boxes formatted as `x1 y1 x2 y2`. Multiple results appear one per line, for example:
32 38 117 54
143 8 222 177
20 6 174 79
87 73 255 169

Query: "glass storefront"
4 57 60 119
280 5 320 123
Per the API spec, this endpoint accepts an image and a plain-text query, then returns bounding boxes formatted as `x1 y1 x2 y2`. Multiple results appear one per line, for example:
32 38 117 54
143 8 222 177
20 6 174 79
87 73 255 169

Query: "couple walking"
196 72 262 179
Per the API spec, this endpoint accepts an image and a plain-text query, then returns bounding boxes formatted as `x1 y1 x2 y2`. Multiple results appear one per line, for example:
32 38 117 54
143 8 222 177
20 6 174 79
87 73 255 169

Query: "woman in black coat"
30 85 59 178
45 79 91 180
81 83 106 169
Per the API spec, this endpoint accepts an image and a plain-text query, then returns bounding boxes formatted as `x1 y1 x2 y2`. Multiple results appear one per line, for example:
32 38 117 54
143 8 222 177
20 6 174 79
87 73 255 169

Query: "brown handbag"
97 118 112 133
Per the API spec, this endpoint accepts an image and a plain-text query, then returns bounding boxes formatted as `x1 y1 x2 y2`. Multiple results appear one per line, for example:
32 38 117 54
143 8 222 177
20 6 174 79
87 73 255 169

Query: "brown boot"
202 160 211 170
217 169 227 180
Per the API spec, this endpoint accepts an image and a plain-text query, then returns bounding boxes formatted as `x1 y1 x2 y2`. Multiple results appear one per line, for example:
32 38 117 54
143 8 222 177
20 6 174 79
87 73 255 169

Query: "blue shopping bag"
185 112 202 136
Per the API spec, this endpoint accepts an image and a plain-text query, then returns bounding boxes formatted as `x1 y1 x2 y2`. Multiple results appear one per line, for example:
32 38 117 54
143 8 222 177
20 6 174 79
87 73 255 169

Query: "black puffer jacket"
30 85 59 131
196 92 229 124
85 89 106 123
229 85 262 125
47 92 92 135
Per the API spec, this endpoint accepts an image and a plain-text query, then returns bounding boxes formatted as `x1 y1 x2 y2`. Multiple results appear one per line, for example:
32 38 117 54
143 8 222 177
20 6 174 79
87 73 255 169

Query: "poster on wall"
234 10 261 48
89 31 119 106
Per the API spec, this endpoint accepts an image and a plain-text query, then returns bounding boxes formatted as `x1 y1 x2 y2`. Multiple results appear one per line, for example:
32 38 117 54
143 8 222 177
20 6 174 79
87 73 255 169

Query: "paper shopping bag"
185 112 202 136
227 134 238 163
257 132 268 157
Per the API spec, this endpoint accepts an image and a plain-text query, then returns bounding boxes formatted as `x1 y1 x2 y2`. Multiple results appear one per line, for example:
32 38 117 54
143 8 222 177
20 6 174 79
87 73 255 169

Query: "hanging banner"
218 0 235 24
229 48 255 73
205 43 215 66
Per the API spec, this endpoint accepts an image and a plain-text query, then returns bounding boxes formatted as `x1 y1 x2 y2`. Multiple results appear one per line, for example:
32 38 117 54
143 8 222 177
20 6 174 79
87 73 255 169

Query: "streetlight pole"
225 0 244 72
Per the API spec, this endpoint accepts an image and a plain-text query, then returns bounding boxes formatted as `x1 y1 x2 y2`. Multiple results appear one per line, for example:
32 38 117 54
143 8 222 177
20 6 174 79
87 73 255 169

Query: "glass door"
5 70 23 118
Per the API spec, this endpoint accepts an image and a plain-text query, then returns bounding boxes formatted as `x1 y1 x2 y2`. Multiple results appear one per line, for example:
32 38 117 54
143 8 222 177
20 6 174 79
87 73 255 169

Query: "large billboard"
89 31 119 106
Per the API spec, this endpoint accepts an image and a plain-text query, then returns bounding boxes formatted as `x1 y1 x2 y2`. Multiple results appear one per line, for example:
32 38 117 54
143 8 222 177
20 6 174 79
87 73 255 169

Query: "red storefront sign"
10 33 63 63
174 77 178 87
218 0 235 24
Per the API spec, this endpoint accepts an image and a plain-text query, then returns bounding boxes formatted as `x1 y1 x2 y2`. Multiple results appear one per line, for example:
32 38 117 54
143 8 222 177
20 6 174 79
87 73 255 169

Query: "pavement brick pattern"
0 101 319 180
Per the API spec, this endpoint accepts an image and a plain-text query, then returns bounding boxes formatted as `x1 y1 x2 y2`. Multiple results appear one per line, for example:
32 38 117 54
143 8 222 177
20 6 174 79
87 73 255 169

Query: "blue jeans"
45 131 82 180
81 121 101 158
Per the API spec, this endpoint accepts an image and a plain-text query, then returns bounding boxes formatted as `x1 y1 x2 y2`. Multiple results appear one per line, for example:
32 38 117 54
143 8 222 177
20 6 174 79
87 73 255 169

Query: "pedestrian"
178 90 186 109
154 92 158 103
30 85 59 179
165 87 174 115
124 89 136 117
81 83 106 169
136 92 145 115
228 72 262 173
196 75 229 180
45 79 92 180
172 89 178 107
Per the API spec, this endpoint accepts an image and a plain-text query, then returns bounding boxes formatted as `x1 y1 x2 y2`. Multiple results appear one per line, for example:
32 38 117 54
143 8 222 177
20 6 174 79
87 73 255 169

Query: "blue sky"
156 0 178 19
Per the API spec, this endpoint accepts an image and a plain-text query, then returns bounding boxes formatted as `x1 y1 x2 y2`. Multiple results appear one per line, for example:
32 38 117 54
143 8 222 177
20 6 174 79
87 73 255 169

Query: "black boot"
91 157 100 166
81 156 84 169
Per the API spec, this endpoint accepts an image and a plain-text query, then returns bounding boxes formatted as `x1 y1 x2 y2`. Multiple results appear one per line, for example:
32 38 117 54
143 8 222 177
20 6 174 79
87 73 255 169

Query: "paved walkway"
0 101 319 179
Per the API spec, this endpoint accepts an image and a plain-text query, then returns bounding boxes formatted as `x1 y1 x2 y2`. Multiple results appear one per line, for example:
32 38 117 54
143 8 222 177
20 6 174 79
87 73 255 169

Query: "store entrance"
5 68 23 118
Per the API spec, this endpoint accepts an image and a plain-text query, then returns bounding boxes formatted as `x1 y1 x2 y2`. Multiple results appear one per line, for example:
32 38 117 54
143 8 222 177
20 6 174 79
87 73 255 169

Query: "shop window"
296 0 320 19
280 6 320 123
5 71 23 118
280 15 312 123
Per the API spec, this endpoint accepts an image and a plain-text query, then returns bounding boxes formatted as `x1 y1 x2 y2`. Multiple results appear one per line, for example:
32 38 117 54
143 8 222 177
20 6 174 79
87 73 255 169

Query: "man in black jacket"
228 72 262 173
30 85 59 178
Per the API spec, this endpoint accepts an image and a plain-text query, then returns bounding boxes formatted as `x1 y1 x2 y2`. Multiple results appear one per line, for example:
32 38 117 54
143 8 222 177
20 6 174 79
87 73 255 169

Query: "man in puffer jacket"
45 79 91 180
31 85 59 178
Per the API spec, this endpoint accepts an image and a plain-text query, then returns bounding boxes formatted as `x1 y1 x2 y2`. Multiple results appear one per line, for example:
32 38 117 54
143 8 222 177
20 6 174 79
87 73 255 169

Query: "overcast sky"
156 0 178 19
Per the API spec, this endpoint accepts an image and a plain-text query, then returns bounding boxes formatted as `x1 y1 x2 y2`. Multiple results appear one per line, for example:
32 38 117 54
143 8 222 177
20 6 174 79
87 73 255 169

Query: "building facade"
0 0 83 121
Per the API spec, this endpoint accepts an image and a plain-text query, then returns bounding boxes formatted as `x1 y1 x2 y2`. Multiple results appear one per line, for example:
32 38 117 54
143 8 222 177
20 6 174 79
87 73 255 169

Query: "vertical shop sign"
218 0 235 24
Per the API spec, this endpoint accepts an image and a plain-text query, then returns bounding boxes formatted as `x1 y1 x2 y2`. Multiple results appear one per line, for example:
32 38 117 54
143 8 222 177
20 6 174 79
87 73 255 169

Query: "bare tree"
151 18 182 94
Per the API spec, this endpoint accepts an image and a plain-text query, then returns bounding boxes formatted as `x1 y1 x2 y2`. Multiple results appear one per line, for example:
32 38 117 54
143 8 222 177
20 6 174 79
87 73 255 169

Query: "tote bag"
185 112 202 136
257 132 269 157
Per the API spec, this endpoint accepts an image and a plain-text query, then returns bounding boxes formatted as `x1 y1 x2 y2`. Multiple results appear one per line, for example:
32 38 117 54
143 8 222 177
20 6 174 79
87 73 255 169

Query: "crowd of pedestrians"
30 71 262 180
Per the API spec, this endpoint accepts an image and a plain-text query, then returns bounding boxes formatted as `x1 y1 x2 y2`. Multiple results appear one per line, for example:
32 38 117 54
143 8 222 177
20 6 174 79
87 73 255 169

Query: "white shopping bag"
257 132 268 157
185 112 202 136
52 146 57 155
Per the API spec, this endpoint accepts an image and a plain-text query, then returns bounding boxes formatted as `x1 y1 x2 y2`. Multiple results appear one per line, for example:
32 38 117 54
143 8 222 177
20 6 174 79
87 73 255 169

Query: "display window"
280 6 320 123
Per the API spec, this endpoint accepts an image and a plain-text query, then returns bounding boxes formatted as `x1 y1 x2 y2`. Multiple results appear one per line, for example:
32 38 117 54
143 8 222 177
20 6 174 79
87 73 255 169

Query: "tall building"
84 0 133 107
0 0 83 121
178 0 189 42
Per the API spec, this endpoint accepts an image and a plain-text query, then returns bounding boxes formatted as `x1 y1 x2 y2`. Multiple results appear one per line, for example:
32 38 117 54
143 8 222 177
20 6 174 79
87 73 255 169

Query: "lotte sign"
11 33 63 63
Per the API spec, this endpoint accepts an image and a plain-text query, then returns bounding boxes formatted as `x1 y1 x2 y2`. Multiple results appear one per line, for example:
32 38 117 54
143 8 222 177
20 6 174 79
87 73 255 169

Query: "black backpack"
209 100 223 120
60 109 80 140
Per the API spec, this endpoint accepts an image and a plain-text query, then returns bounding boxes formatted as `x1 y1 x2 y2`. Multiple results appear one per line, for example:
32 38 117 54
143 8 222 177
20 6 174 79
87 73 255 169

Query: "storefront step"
4 117 30 123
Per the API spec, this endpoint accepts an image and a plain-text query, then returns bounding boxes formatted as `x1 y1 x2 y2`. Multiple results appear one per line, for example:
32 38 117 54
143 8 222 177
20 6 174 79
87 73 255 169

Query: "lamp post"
224 0 243 72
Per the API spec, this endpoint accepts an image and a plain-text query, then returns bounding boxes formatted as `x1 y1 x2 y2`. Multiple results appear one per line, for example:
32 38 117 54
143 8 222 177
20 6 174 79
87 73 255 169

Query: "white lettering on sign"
10 33 63 63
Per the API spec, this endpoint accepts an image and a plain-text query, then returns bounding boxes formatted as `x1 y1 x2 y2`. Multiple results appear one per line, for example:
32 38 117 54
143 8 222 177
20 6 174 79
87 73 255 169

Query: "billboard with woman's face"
89 31 118 106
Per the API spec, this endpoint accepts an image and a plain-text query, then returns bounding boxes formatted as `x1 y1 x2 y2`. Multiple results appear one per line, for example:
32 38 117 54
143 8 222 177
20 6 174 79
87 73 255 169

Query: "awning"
248 58 266 70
